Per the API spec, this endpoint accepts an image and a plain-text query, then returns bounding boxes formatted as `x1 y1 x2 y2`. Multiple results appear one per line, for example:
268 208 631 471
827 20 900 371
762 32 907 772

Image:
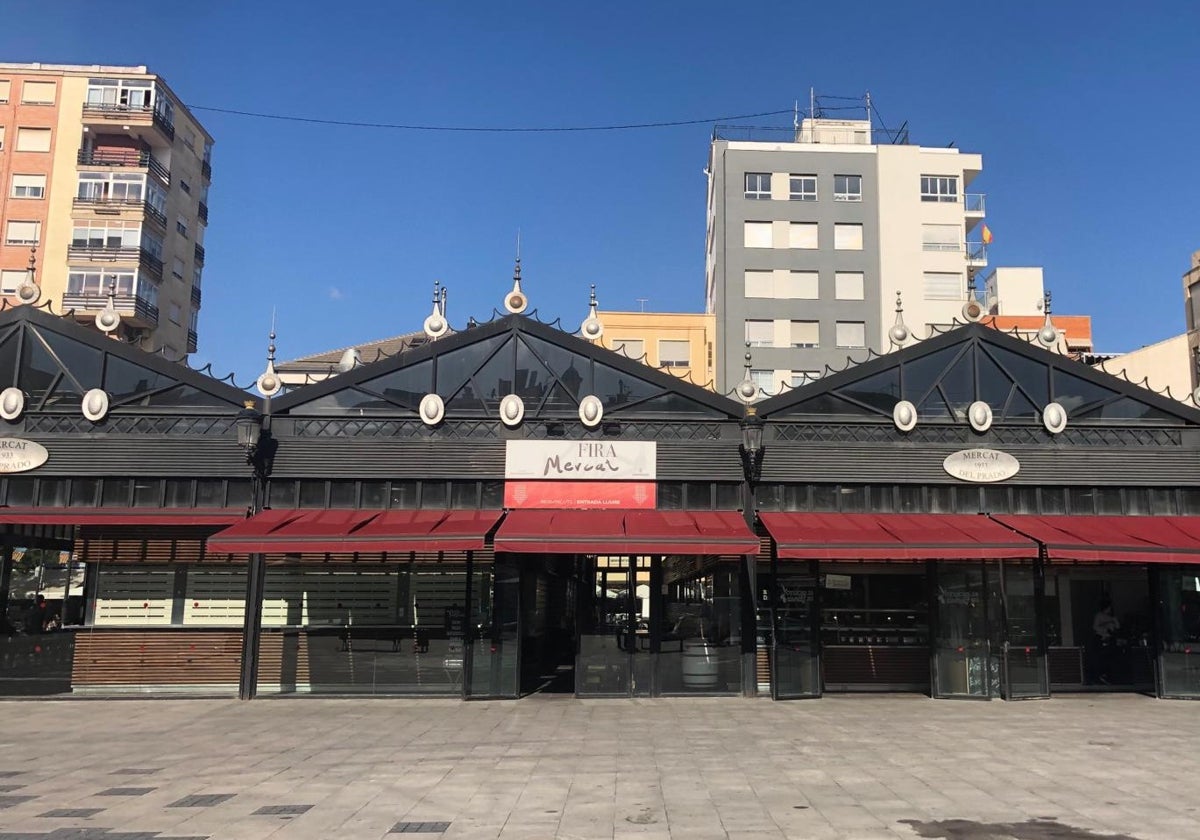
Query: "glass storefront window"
1157 568 1200 698
132 479 160 507
390 481 417 509
1040 487 1067 514
196 480 224 507
101 478 131 506
70 478 100 507
658 562 741 695
360 481 387 509
6 478 35 507
421 481 447 509
38 480 68 507
450 482 477 509
329 481 356 509
298 481 326 508
164 479 191 508
268 480 297 508
227 480 252 510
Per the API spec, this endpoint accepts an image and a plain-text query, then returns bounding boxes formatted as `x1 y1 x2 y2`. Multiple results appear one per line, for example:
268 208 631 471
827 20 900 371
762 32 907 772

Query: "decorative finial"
15 246 41 306
94 280 121 334
1036 290 1058 348
504 238 528 314
735 343 759 403
257 314 282 396
423 278 449 339
888 290 909 346
580 283 603 341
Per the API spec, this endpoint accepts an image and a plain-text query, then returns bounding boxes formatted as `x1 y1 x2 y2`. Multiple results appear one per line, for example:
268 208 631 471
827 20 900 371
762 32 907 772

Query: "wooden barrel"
681 639 718 689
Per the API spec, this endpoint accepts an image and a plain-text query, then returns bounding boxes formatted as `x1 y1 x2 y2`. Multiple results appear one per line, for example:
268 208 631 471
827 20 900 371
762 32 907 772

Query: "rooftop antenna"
636 298 648 312
792 100 799 131
864 90 871 122
809 86 816 120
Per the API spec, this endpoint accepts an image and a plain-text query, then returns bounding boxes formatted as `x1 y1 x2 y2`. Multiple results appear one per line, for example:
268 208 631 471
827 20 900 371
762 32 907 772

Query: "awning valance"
991 515 1200 564
0 508 246 526
760 512 1038 560
494 510 759 556
205 509 503 555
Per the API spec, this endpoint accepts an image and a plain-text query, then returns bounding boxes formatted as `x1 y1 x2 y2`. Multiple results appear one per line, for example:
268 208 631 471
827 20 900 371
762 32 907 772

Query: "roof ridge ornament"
94 280 121 334
256 316 282 397
580 284 603 341
15 246 40 306
504 233 528 314
735 345 760 403
888 290 910 347
423 279 449 339
1036 290 1058 348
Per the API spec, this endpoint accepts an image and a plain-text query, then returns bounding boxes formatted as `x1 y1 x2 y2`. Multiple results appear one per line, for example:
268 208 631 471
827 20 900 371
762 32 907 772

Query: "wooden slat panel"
71 629 242 686
756 639 771 693
257 631 311 689
822 646 929 688
1049 647 1083 685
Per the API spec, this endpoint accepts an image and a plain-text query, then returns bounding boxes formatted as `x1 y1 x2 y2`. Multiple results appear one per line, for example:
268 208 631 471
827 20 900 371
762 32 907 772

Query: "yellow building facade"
596 310 716 390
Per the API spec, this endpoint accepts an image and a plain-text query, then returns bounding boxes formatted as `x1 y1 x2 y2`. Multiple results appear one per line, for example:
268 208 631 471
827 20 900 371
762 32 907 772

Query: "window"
791 371 820 387
835 271 865 300
789 174 817 201
788 222 818 249
67 267 138 297
923 271 964 301
658 340 690 368
5 221 40 246
783 270 819 299
147 182 167 216
921 175 958 202
0 80 9 102
922 223 961 251
193 265 203 288
142 230 163 260
744 172 771 199
176 216 188 237
21 81 56 104
77 171 145 202
789 321 819 348
611 338 644 359
183 128 196 151
744 270 773 298
1 270 28 293
11 174 46 199
179 179 190 194
172 257 185 279
168 303 182 325
744 320 774 347
744 221 772 248
86 77 153 109
189 309 199 332
72 221 142 249
15 127 51 152
835 321 866 348
750 369 775 395
834 223 863 250
833 174 862 201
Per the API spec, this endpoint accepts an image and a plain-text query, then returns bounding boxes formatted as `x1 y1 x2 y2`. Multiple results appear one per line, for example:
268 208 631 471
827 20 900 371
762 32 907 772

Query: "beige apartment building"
0 63 211 357
598 310 716 389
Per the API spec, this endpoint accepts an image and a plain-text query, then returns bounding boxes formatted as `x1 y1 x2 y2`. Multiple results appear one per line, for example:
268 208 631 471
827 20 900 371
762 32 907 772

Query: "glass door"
932 562 991 698
1154 566 1200 699
577 556 636 697
995 560 1049 700
772 561 821 699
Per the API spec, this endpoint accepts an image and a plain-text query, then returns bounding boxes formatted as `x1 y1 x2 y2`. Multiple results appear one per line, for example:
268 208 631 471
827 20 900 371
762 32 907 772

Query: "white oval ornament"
499 394 524 427
95 308 121 333
736 380 759 404
423 313 448 339
968 400 993 433
578 395 603 428
419 393 445 426
15 282 40 306
943 448 1020 483
1043 401 1068 435
82 388 110 422
580 316 603 341
504 290 527 315
0 437 48 473
0 388 25 421
893 399 917 432
889 323 909 344
256 371 282 397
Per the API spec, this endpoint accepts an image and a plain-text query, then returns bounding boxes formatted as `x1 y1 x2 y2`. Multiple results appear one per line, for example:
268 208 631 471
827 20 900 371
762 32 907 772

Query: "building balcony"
67 245 164 282
966 242 988 268
76 148 170 184
187 329 198 354
191 284 202 309
71 197 167 229
63 291 158 329
201 159 212 181
197 201 208 225
964 193 985 215
194 243 205 265
80 102 175 144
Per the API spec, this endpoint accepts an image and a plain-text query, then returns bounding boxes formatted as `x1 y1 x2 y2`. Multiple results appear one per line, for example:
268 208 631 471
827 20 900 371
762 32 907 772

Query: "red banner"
504 481 656 510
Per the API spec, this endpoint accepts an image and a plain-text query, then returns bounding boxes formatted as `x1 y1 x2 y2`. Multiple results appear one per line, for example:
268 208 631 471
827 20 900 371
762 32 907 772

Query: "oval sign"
0 438 47 473
942 448 1019 483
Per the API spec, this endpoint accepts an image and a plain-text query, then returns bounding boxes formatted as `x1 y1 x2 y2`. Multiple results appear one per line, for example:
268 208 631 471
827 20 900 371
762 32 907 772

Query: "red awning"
760 512 1038 560
0 508 246 526
991 515 1200 564
493 510 759 555
205 509 503 555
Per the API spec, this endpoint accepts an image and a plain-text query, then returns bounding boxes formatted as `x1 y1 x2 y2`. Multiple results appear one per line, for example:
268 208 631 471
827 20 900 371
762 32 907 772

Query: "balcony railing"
201 159 212 181
964 193 986 214
965 242 988 265
194 243 205 265
62 291 158 328
187 329 198 353
191 285 202 308
922 241 962 253
197 201 208 224
71 197 167 228
80 102 175 142
76 148 170 184
66 245 164 281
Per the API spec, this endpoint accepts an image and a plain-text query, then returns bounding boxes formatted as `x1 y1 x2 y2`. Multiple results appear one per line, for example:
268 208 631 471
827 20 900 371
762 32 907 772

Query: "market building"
1 279 1199 701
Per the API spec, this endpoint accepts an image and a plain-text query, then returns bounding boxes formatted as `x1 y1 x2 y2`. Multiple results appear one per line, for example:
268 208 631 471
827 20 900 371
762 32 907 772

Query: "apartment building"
706 114 985 393
0 63 211 357
599 310 716 388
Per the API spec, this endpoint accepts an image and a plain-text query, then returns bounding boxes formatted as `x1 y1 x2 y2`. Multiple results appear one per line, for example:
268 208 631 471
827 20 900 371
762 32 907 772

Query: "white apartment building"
706 115 985 393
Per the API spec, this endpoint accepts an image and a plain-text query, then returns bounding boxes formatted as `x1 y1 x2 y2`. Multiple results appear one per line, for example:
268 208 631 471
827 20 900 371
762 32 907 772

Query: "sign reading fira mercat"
505 440 656 480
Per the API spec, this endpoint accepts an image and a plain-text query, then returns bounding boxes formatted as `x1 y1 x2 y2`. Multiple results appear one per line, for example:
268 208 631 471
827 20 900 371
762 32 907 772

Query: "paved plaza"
0 694 1196 839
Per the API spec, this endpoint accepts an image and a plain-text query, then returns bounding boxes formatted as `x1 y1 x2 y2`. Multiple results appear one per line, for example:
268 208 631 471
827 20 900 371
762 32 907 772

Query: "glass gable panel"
984 345 1050 407
1004 389 1040 420
593 361 663 409
302 388 402 413
1076 396 1182 423
938 349 974 415
0 329 19 386
539 382 580 413
33 327 103 390
900 345 962 404
360 358 432 410
976 349 1016 415
105 354 174 401
140 384 233 407
469 342 518 411
433 334 507 401
916 387 954 420
42 373 83 408
778 392 889 418
514 336 558 404
1051 368 1120 413
619 392 727 417
520 334 588 399
837 367 900 414
19 333 60 404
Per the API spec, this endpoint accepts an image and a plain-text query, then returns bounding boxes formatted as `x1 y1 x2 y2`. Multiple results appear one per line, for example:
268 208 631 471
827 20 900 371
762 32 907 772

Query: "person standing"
23 594 47 635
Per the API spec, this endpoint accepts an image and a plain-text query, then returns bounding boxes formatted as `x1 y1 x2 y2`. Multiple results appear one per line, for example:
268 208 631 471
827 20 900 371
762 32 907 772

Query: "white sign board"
0 438 47 473
942 448 1020 483
505 440 656 481
824 574 852 591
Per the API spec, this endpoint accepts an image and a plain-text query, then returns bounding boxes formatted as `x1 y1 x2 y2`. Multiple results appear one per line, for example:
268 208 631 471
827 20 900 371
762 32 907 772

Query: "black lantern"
739 407 765 484
235 401 263 460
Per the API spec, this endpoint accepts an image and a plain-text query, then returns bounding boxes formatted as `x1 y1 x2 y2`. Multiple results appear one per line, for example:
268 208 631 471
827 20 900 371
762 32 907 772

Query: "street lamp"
235 401 263 462
739 406 765 484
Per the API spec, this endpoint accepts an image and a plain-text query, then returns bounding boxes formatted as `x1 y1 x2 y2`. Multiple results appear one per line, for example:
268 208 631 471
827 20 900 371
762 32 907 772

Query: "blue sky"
4 1 1199 383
